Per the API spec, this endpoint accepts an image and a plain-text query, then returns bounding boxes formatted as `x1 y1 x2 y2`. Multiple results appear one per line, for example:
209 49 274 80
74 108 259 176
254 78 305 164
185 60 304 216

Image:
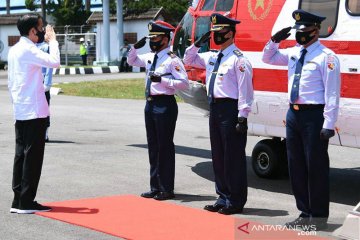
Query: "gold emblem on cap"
212 16 217 24
148 24 152 31
295 13 301 21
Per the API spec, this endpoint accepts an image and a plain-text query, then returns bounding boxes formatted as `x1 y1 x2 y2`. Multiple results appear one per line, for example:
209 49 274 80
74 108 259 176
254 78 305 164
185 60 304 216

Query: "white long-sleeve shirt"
127 46 189 95
8 37 60 120
262 40 341 129
183 43 254 118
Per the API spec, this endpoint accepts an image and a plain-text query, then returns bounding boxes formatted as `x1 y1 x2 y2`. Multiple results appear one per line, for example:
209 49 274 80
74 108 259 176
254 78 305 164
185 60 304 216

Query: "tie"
208 52 224 104
145 54 158 98
290 49 307 103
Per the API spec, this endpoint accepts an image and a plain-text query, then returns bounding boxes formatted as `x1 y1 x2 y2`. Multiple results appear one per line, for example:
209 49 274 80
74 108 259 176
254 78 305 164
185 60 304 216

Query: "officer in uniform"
184 13 254 215
127 21 189 201
262 10 341 230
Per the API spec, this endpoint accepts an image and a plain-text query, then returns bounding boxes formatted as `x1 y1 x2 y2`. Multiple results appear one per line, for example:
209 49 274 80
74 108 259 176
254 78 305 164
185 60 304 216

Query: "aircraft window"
202 0 215 10
215 0 234 11
173 12 193 58
347 0 360 15
300 0 340 37
195 17 211 53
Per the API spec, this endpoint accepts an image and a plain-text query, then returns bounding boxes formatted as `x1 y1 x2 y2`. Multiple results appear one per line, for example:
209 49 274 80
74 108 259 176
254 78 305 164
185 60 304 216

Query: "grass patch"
57 79 182 101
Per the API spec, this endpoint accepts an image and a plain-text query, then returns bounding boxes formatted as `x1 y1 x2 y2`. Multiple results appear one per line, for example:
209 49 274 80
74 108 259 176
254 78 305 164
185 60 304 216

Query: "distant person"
86 39 95 65
79 37 87 65
8 14 60 214
120 39 131 72
37 41 53 142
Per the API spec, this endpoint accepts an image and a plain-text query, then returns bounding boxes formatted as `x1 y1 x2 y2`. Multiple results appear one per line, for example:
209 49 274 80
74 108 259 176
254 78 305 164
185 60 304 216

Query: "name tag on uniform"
290 56 296 61
209 62 215 65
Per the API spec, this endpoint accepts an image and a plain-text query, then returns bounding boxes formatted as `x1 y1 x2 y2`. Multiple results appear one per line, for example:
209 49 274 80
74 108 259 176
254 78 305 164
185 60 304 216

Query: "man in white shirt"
8 14 60 214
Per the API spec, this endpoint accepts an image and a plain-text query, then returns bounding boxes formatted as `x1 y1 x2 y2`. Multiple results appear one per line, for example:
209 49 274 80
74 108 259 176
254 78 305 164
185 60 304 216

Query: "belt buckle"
147 97 153 101
293 104 299 111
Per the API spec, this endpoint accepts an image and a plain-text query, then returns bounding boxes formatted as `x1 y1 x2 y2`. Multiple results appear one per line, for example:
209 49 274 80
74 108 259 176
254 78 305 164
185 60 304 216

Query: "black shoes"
17 201 52 214
141 190 159 198
204 204 224 212
204 204 243 215
153 191 175 201
285 217 328 231
141 190 175 200
218 206 243 215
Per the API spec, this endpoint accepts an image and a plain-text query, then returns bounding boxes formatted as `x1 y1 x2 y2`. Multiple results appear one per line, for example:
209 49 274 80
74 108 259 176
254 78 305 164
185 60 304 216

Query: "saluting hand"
194 31 211 48
271 26 291 43
236 117 248 134
45 25 56 42
134 37 147 49
320 128 335 140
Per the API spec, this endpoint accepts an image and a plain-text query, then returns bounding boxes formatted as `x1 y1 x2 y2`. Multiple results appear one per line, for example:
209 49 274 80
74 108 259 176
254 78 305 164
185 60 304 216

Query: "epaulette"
322 48 334 55
233 49 243 57
167 51 177 58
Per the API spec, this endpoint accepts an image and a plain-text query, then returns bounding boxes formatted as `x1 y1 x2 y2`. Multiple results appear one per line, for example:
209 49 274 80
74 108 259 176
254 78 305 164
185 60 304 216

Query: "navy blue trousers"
209 100 247 208
286 107 329 218
145 96 178 192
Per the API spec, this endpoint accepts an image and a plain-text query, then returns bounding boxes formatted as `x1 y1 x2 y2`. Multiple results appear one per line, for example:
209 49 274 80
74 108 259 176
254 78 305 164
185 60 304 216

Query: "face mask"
149 38 164 52
295 30 315 45
36 29 45 44
214 30 230 45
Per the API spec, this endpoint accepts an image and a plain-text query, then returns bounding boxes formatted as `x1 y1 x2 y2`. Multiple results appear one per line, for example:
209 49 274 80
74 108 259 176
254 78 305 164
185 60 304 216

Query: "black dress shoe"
310 218 328 231
141 190 159 198
285 217 310 230
218 206 243 215
204 204 224 212
153 191 175 201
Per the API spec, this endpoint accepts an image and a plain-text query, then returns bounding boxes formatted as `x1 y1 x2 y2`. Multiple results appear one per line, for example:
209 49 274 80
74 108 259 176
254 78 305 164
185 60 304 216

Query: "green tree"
47 0 91 26
124 0 190 24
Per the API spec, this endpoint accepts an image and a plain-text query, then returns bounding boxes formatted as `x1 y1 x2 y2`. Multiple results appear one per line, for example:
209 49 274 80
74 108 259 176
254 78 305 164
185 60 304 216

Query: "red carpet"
36 195 326 239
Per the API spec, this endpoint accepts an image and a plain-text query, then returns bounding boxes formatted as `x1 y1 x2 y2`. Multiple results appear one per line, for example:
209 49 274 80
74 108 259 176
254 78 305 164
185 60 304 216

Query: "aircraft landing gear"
251 138 288 178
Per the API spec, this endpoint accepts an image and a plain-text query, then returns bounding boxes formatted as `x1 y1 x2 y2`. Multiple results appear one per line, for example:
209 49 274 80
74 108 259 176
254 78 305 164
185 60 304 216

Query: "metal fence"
54 25 97 66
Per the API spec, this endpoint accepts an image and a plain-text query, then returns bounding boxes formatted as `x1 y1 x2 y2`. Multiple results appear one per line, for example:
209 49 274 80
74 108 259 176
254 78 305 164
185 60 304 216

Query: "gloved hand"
236 117 248 134
149 72 161 82
320 128 335 140
271 27 292 43
194 31 211 48
134 37 147 49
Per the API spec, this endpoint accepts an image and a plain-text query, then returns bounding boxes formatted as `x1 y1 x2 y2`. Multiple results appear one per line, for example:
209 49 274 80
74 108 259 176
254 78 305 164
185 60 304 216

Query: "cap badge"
212 16 217 24
295 13 301 21
148 24 152 31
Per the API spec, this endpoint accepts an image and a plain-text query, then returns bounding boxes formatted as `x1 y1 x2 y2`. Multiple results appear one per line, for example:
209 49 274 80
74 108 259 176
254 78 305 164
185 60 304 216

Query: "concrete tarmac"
0 72 359 240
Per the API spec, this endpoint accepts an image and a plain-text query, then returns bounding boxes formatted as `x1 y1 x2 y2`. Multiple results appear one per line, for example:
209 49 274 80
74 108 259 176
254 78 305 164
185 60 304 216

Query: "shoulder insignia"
167 51 177 58
233 49 243 57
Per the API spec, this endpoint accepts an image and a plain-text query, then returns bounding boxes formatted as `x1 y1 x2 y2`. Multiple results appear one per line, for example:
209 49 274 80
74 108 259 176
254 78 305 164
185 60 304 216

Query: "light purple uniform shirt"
127 46 189 95
183 43 254 118
262 40 341 129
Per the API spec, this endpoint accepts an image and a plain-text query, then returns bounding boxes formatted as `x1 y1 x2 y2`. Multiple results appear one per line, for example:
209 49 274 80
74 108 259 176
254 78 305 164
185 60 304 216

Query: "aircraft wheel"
251 139 285 178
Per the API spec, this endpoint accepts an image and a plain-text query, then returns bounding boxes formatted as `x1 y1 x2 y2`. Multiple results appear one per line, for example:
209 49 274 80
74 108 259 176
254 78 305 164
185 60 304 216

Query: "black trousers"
209 100 247 208
286 107 329 219
45 91 50 128
81 54 87 65
12 118 47 208
144 96 178 192
120 57 130 72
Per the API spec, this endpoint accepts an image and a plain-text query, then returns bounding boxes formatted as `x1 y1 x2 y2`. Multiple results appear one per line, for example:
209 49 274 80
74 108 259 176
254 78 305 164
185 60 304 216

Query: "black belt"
212 98 238 103
146 95 174 101
289 104 325 111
